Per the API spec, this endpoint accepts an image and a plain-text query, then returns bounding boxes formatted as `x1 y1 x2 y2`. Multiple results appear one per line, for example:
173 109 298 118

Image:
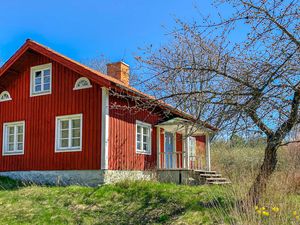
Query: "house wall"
195 135 206 168
0 51 102 171
108 95 162 170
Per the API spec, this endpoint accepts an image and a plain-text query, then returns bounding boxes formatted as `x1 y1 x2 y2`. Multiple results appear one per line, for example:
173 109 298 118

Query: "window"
3 121 25 155
189 137 196 157
0 91 12 102
30 63 52 96
73 77 92 90
55 114 82 152
136 121 151 155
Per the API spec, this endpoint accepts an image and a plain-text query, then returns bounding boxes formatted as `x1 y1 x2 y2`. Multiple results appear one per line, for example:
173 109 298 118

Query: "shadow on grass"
0 176 24 190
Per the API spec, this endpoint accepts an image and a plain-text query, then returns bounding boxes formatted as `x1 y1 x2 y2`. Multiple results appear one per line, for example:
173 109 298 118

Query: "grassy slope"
0 177 230 225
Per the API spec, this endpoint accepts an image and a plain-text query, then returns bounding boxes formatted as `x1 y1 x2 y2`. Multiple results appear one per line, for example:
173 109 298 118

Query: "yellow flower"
262 211 270 217
256 210 262 215
293 211 298 216
261 207 266 211
272 207 280 213
295 216 300 220
255 206 259 210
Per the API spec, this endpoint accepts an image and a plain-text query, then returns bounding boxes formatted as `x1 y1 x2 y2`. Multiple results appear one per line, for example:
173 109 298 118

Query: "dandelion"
261 207 266 211
295 216 300 221
293 211 297 216
256 210 262 215
271 207 280 213
262 211 270 217
255 206 259 210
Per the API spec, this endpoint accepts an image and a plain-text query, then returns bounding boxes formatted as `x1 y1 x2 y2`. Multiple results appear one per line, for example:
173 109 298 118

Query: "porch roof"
156 117 214 136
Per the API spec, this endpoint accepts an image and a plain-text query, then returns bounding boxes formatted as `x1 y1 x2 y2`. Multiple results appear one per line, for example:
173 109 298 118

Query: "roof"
0 39 218 132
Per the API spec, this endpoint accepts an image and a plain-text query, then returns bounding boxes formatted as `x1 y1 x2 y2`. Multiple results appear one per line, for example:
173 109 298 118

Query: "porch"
156 117 212 171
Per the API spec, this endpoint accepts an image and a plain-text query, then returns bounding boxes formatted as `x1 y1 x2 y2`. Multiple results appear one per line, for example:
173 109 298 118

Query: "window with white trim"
73 77 92 90
30 63 52 96
55 114 82 152
0 91 12 102
3 121 25 155
136 121 151 154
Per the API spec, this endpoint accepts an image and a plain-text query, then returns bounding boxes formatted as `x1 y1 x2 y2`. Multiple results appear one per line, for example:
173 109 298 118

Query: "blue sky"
0 0 229 70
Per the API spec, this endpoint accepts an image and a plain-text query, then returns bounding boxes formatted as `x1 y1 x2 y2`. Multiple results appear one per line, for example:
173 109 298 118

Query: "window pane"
17 143 23 151
72 129 80 138
8 144 14 151
35 77 42 85
17 125 23 134
61 120 69 129
44 69 50 76
61 130 68 138
8 127 14 135
137 142 141 150
143 135 148 142
143 143 148 151
44 76 50 83
9 135 14 143
71 138 80 147
143 127 148 135
35 85 42 92
137 134 141 142
35 71 42 78
137 125 141 134
60 139 68 148
44 83 50 91
72 119 80 128
17 134 23 142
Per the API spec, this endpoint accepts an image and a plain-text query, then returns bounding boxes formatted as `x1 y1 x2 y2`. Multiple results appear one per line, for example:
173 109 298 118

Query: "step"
199 174 222 178
206 177 228 182
193 170 217 175
207 181 231 185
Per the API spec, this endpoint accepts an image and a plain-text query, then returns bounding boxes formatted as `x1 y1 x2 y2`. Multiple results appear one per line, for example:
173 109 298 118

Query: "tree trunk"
245 141 280 206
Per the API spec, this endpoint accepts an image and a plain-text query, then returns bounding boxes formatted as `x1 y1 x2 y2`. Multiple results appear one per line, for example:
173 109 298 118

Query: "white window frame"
30 63 52 97
55 114 83 153
2 121 25 156
73 77 92 90
0 91 12 102
136 120 152 155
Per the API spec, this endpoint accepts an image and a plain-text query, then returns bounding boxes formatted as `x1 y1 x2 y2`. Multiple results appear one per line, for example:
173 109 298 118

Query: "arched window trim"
0 91 12 102
73 77 92 90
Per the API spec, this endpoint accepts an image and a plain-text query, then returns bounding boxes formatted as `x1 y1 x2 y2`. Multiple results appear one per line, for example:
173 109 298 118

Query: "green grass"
0 177 231 225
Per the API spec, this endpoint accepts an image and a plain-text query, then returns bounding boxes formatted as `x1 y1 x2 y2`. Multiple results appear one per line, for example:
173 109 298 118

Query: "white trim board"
101 87 109 169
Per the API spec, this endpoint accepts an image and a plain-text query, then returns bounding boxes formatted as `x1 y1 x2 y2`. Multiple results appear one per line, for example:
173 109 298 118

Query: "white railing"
158 151 184 169
158 152 203 170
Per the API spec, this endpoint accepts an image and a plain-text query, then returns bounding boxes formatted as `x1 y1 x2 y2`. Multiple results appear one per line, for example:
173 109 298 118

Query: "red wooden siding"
0 51 102 171
195 135 206 167
108 95 161 170
176 133 183 168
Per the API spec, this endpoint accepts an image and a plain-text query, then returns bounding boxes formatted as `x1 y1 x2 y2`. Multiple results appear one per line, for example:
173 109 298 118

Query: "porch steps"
190 170 231 185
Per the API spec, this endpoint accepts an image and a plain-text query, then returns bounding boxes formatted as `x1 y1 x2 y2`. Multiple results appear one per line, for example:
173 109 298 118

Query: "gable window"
136 121 151 155
73 77 92 90
0 91 12 102
3 121 25 155
30 63 52 96
55 114 82 152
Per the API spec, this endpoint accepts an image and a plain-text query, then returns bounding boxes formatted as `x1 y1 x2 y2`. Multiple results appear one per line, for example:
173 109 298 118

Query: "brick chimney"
106 62 130 85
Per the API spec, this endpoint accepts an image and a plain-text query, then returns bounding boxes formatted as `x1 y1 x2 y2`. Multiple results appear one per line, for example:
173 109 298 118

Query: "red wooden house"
0 40 217 185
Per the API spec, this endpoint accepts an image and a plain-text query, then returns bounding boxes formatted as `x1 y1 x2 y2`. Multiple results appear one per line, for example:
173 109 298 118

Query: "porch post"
205 133 211 171
184 125 189 169
156 127 161 169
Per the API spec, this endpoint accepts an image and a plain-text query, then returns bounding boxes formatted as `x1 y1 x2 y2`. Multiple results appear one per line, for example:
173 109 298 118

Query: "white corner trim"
0 91 12 102
54 113 83 153
73 77 93 90
101 87 109 169
30 63 52 97
2 120 25 156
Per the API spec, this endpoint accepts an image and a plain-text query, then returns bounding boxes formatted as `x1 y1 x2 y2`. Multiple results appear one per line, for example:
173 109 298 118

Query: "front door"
165 132 174 168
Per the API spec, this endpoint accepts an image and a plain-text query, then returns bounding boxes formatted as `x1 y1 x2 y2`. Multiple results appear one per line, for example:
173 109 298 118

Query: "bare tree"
136 0 300 205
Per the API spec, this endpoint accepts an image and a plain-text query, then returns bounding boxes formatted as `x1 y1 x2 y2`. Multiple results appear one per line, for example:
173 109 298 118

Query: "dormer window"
0 91 12 102
73 77 92 90
30 63 52 96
